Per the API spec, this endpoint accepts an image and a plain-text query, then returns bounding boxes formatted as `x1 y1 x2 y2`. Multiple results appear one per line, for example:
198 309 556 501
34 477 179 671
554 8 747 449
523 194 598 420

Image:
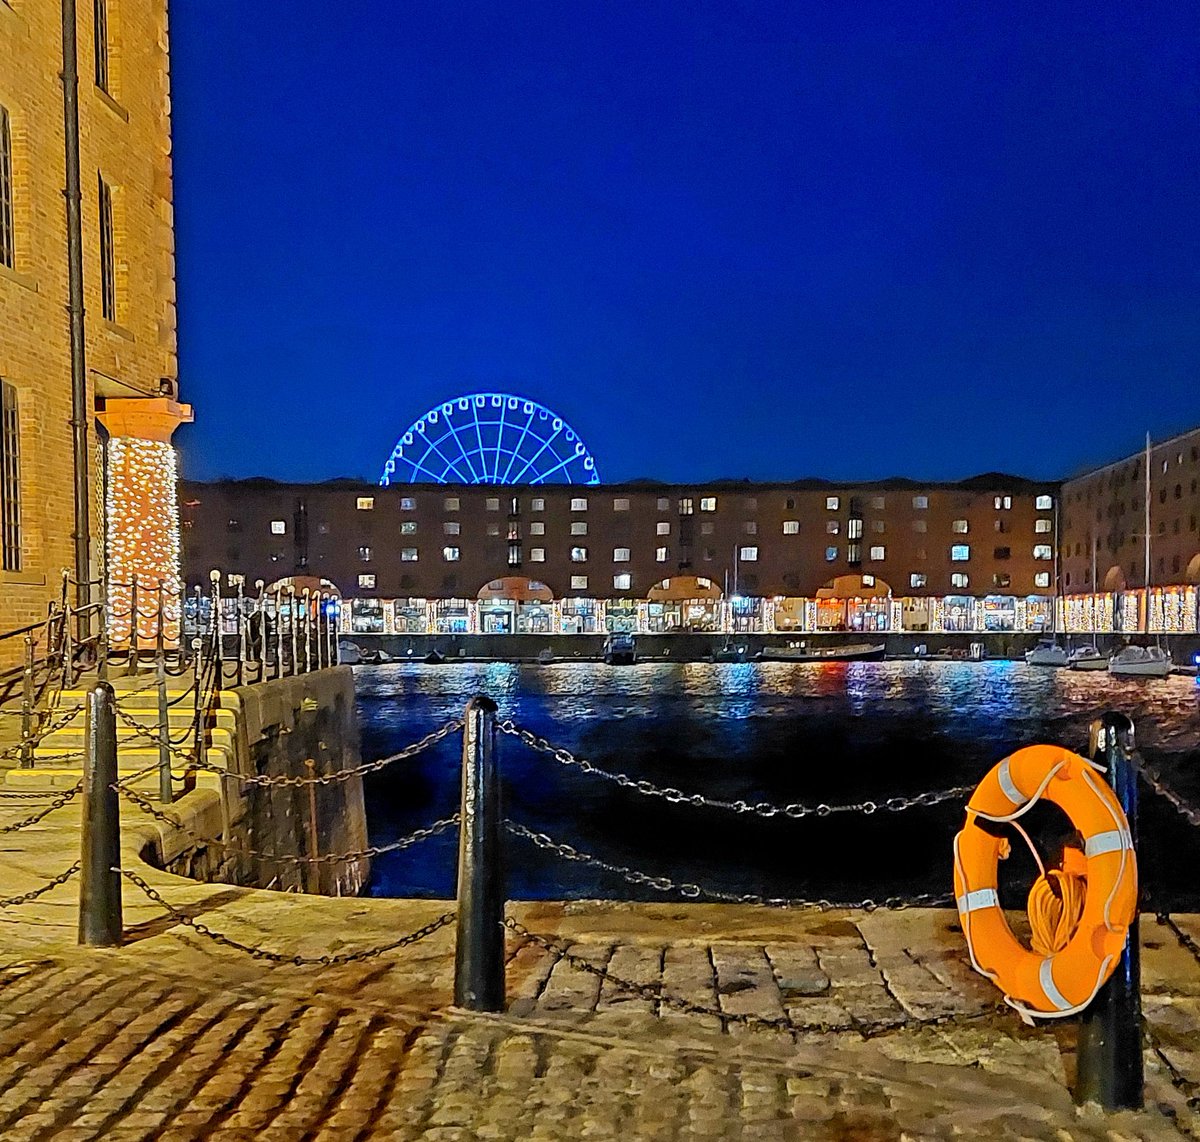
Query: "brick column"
97 398 194 649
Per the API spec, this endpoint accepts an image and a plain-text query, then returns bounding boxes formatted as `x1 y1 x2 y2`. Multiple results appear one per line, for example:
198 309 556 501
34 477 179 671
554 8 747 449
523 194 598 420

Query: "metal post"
235 579 246 688
302 589 313 673
156 659 173 805
273 587 284 680
20 635 35 768
454 695 505 1011
79 681 122 946
288 587 299 677
255 580 266 682
1077 711 1144 1109
330 597 340 665
127 573 140 676
61 573 76 690
192 637 206 775
154 581 165 668
210 571 223 696
304 758 320 894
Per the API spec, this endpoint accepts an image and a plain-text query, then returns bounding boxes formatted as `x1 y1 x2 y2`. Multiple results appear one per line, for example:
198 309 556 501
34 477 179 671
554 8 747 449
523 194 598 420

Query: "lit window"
613 573 631 590
869 545 885 561
401 547 418 561
910 573 927 588
358 545 372 562
912 495 928 509
613 498 630 511
782 520 799 534
679 498 694 515
1035 519 1052 533
531 497 545 511
529 521 545 535
530 548 545 562
951 572 970 589
443 521 460 535
656 521 670 536
994 495 1012 510
993 573 1011 588
0 106 13 271
270 520 286 535
656 546 669 562
952 519 968 533
826 496 839 510
740 546 758 562
847 518 863 539
401 520 416 534
486 497 500 511
700 497 717 511
1033 544 1052 560
571 497 588 511
1034 571 1051 588
0 380 19 571
357 574 375 589
571 547 588 562
613 547 630 562
743 521 757 535
444 496 460 512
570 521 587 536
571 575 588 590
951 544 970 561
356 497 374 511
825 546 838 561
861 574 875 587
1036 495 1053 510
870 496 885 510
400 497 416 510
656 497 670 511
508 544 522 566
443 546 460 561
826 521 839 535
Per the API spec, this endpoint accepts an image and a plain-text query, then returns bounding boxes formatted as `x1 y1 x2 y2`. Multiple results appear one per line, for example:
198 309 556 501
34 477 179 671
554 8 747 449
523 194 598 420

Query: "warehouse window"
99 174 115 320
0 106 13 270
0 381 20 571
94 0 111 92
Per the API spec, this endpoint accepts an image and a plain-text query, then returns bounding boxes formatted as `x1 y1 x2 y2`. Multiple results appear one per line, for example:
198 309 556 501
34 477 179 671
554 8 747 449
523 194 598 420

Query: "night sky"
171 2 1199 486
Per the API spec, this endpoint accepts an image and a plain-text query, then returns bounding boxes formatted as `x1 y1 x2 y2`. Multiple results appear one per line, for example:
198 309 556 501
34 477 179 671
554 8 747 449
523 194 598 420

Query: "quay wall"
150 667 370 896
338 631 1200 665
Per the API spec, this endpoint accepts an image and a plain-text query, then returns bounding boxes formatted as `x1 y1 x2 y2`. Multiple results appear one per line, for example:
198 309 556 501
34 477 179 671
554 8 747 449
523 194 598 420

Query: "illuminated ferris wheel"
379 393 601 486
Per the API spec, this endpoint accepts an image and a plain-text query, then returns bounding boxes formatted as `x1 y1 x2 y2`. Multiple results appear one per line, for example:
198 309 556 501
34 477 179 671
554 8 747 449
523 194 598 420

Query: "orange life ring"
952 744 1137 1021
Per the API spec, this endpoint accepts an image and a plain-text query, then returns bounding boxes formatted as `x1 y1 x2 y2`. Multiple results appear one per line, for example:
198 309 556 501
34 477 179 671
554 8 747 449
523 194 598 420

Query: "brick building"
0 0 189 646
180 475 1059 636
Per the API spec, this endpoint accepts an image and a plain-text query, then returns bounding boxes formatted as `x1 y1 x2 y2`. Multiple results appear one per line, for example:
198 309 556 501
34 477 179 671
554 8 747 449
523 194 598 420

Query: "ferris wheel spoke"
529 448 584 483
431 421 483 483
499 413 537 484
508 425 563 484
491 402 509 482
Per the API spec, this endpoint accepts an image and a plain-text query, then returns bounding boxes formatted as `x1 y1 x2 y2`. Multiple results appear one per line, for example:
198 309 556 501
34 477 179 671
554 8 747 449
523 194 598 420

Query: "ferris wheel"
380 393 601 486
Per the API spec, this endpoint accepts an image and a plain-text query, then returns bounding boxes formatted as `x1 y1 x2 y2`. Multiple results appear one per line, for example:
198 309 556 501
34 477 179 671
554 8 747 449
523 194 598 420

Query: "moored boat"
1025 640 1068 667
1108 645 1172 678
1067 645 1110 671
760 642 886 663
603 633 636 665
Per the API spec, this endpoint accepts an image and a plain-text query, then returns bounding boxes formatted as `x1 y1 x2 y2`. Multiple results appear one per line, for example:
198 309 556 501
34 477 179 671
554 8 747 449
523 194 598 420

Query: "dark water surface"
354 661 1200 910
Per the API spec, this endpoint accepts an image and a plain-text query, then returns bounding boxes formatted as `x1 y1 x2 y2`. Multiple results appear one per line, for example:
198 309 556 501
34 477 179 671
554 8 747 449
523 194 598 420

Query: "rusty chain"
1158 912 1200 971
0 863 81 909
0 783 83 832
505 820 952 910
503 917 998 1041
117 784 459 864
113 705 197 750
118 868 456 964
498 720 974 822
1135 760 1200 829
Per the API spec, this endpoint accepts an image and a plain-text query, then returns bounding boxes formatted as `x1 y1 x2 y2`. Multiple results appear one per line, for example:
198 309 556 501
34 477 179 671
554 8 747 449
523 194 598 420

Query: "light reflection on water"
353 661 1200 906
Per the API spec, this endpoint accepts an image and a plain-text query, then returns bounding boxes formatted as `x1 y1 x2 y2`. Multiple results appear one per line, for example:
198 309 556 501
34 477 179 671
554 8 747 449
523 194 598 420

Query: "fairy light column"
98 398 194 650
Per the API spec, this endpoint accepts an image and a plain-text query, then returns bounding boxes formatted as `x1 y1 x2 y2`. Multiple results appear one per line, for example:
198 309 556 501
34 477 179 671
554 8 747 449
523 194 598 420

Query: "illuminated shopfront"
647 577 723 632
350 598 385 634
772 597 806 631
941 595 975 632
1150 586 1197 633
980 596 1016 631
432 598 474 634
393 598 429 633
605 599 638 633
560 598 602 634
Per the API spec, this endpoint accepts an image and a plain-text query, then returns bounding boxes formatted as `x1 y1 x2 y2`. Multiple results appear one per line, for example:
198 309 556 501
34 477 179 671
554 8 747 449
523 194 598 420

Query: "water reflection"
353 661 1200 907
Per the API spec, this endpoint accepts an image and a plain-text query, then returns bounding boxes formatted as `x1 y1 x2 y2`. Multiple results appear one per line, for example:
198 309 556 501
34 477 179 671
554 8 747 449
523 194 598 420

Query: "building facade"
0 0 188 647
180 476 1060 636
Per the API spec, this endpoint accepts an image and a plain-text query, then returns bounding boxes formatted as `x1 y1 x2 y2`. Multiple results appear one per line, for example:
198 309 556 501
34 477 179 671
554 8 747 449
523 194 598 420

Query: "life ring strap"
1083 828 1130 857
956 887 999 913
1039 957 1074 1012
997 757 1024 805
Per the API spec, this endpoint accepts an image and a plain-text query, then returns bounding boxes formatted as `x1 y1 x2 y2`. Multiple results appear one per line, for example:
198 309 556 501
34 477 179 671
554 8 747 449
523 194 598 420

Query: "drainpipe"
61 0 92 625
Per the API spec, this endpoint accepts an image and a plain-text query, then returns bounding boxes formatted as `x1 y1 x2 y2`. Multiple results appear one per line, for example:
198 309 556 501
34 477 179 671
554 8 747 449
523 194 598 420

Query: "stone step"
38 724 235 752
3 766 224 797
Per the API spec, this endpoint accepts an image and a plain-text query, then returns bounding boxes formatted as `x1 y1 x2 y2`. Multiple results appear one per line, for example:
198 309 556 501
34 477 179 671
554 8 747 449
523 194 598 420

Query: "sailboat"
1068 534 1110 669
1110 433 1172 678
1026 500 1068 666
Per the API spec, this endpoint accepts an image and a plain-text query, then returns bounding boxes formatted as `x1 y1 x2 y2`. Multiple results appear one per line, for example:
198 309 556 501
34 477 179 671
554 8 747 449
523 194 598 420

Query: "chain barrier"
1143 1022 1200 1112
113 705 196 750
505 820 952 910
118 868 456 964
1157 912 1200 972
117 784 459 864
1135 759 1200 829
498 720 974 822
0 783 83 832
0 863 81 909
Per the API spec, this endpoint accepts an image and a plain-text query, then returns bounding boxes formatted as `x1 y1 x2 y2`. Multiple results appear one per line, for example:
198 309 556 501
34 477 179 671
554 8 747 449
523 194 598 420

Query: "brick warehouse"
0 0 189 651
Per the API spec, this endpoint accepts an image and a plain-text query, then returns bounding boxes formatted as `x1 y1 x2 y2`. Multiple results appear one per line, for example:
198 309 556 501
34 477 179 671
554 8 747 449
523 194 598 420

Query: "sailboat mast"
1091 532 1098 649
1144 431 1151 634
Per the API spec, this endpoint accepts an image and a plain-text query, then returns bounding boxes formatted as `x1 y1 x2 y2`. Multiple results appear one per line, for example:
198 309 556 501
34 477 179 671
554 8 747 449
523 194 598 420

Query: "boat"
423 649 445 665
603 633 636 665
1067 645 1110 671
338 641 362 664
1109 645 1172 678
536 647 555 665
760 642 886 663
1025 640 1068 667
709 641 751 663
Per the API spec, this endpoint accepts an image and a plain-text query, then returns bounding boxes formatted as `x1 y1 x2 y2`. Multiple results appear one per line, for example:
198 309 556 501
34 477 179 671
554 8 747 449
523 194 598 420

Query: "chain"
0 703 87 761
118 868 456 964
113 705 196 750
0 783 83 832
1143 1021 1200 1112
498 720 973 821
1158 912 1200 971
1136 760 1200 829
228 719 463 787
0 863 81 909
117 785 458 864
504 820 952 910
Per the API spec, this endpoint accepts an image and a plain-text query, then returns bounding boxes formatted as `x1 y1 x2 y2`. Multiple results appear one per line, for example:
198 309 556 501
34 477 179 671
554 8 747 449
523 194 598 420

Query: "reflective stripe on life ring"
952 744 1138 1019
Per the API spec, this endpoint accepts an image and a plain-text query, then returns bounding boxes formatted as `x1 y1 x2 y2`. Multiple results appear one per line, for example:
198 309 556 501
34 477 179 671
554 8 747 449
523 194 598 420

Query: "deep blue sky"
171 2 1199 485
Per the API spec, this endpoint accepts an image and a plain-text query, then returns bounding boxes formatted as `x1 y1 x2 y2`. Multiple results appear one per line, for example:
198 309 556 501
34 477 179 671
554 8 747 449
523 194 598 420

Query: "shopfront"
432 598 473 634
940 595 975 632
560 598 602 634
980 596 1016 632
605 599 638 633
392 598 429 634
476 577 555 634
350 598 385 634
817 575 891 632
772 597 807 632
647 577 723 632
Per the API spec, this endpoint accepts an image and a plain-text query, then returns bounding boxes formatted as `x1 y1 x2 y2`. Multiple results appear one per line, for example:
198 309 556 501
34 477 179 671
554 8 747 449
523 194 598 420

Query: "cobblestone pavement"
3 793 1200 1138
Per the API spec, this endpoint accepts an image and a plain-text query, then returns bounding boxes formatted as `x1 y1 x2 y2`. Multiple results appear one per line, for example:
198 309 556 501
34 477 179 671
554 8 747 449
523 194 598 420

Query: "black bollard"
454 695 505 1011
79 682 123 946
1077 711 1144 1109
